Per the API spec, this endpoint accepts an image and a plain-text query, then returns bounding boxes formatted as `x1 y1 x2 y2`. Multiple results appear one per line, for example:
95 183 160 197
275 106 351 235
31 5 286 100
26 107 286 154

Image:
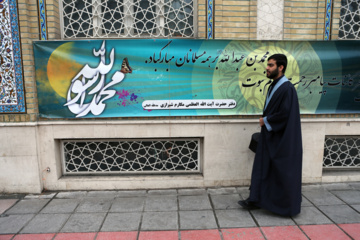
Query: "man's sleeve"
263 116 272 132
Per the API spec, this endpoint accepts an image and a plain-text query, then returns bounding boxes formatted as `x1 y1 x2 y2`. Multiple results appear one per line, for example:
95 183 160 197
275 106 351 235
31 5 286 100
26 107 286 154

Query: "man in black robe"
238 54 303 217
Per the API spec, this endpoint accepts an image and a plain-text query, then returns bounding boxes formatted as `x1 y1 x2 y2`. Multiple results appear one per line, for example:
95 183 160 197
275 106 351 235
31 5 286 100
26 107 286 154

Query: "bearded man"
238 54 303 217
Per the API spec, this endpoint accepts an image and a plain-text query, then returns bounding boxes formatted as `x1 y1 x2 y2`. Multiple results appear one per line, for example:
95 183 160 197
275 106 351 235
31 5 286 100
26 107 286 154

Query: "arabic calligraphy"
142 99 237 110
145 40 247 70
64 41 129 117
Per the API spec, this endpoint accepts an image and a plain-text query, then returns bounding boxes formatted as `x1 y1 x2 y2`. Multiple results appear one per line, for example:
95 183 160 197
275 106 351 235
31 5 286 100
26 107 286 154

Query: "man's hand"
259 117 265 127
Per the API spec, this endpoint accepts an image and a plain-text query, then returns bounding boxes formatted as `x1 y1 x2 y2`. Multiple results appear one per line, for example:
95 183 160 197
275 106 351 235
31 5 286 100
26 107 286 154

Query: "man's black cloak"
248 78 303 217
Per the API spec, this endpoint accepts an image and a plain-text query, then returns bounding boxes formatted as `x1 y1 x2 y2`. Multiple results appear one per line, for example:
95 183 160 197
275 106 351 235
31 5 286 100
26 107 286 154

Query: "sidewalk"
0 182 359 240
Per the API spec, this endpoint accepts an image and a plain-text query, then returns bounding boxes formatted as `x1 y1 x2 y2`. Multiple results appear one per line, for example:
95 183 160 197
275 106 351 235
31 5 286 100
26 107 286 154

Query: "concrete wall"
1 0 358 194
1 118 359 193
0 123 41 193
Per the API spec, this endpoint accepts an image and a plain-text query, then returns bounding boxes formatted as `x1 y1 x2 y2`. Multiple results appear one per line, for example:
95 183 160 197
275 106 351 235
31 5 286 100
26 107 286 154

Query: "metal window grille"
338 0 360 39
60 0 195 38
62 139 200 174
323 136 360 169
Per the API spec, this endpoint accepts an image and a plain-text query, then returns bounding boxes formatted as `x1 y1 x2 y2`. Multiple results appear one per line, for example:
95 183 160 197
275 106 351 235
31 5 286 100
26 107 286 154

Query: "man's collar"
272 75 284 84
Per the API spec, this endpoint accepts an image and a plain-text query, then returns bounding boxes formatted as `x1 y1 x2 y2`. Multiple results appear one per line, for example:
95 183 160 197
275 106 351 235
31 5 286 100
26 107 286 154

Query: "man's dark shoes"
238 199 260 210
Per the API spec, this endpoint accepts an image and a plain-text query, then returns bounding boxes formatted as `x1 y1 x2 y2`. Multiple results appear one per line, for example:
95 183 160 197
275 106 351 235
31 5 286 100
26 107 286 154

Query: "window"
338 0 360 39
62 139 201 174
61 0 195 38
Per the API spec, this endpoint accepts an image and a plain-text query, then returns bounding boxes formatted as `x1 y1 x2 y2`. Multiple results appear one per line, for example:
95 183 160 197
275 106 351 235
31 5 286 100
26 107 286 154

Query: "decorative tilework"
338 0 360 39
38 0 47 40
0 0 25 113
207 0 213 39
324 0 332 40
257 0 284 40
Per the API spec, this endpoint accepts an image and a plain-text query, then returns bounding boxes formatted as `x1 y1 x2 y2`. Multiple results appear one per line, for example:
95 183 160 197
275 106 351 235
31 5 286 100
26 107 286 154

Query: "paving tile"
236 187 250 200
207 188 237 195
110 197 145 212
0 235 14 240
141 211 178 231
292 206 332 225
178 189 207 196
178 195 211 211
0 199 18 214
261 226 307 240
349 182 360 190
96 231 138 240
60 213 106 233
319 205 360 224
101 212 141 231
138 230 178 240
20 214 70 234
55 192 87 199
0 194 25 200
331 190 360 204
221 228 265 240
148 189 177 195
352 204 360 212
6 200 50 214
215 209 256 228
210 194 241 210
54 232 97 240
302 184 326 192
300 224 351 240
115 190 147 197
24 193 56 199
300 196 313 207
86 191 117 198
180 229 221 240
0 214 34 234
302 190 343 206
250 209 296 227
76 198 112 213
13 233 55 240
323 183 354 191
179 210 217 230
338 223 360 240
144 195 177 211
40 199 80 213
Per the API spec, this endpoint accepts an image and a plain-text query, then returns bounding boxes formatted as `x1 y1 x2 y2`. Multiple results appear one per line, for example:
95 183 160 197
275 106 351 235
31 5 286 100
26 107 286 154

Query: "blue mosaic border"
38 0 47 40
207 0 213 39
324 0 332 40
0 0 25 113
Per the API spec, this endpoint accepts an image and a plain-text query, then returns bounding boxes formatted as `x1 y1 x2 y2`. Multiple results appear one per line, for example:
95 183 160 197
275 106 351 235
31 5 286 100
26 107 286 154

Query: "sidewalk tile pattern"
0 183 359 239
261 226 307 240
338 223 360 239
13 234 55 240
221 228 264 240
138 231 178 240
181 230 221 240
96 232 137 240
300 224 351 240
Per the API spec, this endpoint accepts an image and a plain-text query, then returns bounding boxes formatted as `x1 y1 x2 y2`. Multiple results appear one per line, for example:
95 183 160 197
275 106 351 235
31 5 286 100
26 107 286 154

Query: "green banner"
33 39 360 118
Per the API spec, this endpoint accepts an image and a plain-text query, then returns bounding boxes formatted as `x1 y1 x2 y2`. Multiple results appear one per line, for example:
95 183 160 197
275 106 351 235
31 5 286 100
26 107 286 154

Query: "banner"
33 39 360 118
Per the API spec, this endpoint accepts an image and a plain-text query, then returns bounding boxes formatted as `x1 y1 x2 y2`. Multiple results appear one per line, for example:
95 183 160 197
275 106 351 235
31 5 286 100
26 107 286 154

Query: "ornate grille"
62 139 200 174
61 0 195 38
323 136 360 168
338 0 360 39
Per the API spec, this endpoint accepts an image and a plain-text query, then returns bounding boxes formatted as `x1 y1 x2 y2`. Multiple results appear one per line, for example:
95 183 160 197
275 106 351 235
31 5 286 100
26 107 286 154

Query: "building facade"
1 0 360 193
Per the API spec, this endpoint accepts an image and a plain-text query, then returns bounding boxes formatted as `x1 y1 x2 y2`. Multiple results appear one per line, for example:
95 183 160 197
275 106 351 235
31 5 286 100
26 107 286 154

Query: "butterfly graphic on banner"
64 41 134 117
120 57 133 74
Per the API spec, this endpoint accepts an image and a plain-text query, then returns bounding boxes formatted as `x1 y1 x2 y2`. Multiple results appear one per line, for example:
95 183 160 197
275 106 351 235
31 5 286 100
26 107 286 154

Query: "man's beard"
267 67 279 79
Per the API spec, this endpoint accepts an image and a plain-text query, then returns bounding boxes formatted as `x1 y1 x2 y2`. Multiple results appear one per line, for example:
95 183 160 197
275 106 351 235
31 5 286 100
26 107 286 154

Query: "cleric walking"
239 54 303 217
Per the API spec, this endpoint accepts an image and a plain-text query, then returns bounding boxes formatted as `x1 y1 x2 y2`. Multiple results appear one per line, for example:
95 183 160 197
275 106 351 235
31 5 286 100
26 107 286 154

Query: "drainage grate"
323 136 360 169
62 139 200 175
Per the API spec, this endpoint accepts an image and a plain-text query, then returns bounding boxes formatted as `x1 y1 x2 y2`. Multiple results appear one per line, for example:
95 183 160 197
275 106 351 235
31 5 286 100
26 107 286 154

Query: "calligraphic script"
33 39 360 118
64 41 125 117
